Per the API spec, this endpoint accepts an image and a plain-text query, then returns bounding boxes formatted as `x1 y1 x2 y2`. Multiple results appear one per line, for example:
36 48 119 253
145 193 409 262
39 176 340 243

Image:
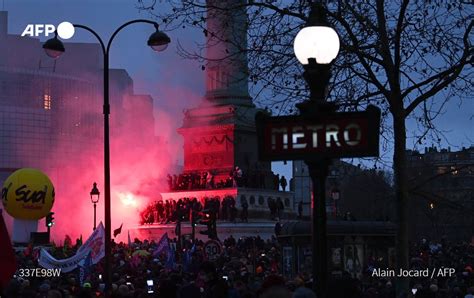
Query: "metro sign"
256 105 381 161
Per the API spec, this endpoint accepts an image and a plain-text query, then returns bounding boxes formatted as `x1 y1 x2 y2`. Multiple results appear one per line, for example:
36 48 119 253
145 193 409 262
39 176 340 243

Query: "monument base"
129 220 280 242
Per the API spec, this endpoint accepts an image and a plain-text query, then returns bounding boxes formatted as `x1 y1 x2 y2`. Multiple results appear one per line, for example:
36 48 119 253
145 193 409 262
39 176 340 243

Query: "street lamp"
293 3 339 298
293 25 339 65
428 201 439 238
43 20 170 296
294 4 340 105
42 32 65 59
90 182 100 231
147 26 171 52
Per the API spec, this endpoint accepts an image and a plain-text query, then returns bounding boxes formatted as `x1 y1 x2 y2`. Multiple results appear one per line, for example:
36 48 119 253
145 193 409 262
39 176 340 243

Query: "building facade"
406 146 474 241
292 160 394 221
0 11 159 231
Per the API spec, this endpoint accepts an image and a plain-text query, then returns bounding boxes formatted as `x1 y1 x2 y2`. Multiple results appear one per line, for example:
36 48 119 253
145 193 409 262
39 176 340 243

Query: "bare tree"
137 0 473 295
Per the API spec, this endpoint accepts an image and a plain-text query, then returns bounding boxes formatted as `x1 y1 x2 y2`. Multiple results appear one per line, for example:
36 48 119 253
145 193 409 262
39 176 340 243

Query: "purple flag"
153 233 170 257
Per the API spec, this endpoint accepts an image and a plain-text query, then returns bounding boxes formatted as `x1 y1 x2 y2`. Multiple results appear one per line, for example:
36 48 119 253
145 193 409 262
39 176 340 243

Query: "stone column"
205 0 251 105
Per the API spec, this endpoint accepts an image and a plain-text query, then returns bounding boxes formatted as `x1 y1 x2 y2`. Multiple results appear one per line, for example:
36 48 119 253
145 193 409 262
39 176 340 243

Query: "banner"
77 222 105 264
38 222 105 273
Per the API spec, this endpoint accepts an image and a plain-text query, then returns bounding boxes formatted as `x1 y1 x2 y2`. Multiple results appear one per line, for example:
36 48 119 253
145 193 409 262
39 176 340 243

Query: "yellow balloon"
1 168 55 220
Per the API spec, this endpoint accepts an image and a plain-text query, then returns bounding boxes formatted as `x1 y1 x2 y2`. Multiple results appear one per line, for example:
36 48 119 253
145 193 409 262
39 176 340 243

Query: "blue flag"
153 233 170 257
183 244 196 271
165 247 175 270
79 251 92 286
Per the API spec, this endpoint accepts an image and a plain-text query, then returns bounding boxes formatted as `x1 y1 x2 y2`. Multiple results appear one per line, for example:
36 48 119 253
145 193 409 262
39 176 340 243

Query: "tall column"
205 0 251 105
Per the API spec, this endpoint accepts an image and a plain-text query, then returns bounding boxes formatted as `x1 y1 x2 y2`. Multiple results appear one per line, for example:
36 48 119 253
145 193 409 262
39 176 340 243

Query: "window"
43 93 51 110
451 167 458 175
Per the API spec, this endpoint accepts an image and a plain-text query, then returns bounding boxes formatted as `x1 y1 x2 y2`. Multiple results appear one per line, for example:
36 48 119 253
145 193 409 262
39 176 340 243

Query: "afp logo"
21 21 75 39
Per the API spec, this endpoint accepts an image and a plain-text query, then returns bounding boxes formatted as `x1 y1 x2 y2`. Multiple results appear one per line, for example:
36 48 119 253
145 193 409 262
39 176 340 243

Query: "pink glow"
118 192 139 208
40 81 200 243
1 37 203 243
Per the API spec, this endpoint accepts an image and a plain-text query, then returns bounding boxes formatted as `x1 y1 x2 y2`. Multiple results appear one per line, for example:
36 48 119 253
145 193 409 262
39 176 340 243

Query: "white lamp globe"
293 26 340 65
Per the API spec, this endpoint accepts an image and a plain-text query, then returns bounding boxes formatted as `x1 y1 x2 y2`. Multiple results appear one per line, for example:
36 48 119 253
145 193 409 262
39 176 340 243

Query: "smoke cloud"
45 80 201 243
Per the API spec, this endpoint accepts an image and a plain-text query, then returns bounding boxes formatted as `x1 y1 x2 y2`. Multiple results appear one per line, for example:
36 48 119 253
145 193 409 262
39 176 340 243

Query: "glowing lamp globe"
1 168 55 220
293 26 340 65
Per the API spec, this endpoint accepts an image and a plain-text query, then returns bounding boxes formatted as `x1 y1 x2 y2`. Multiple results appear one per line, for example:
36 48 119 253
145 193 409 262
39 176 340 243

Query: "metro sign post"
257 3 381 297
256 106 380 297
256 105 380 161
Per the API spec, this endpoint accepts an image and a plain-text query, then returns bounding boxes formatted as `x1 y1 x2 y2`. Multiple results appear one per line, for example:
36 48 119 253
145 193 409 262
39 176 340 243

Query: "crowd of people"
2 234 474 297
166 167 289 192
352 238 474 297
139 193 291 225
2 235 291 298
139 196 250 225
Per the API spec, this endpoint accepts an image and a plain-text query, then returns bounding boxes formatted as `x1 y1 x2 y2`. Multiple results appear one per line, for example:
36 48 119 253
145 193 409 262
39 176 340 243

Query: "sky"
4 0 472 173
2 0 299 177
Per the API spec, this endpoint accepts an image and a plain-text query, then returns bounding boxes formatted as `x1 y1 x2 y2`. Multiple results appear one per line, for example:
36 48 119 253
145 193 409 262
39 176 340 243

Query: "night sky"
3 0 473 176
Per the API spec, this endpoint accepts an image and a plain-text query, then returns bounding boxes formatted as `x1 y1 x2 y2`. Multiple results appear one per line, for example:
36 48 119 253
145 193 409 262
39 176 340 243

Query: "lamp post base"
307 160 330 298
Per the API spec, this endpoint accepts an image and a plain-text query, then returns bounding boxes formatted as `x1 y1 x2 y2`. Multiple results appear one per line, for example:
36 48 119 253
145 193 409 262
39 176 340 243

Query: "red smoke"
1 23 204 243
8 81 202 244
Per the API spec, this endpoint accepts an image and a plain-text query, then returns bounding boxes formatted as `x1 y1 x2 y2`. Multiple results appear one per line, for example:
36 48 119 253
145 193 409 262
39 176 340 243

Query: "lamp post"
428 201 439 239
331 188 340 218
293 3 339 297
90 182 100 231
43 20 170 295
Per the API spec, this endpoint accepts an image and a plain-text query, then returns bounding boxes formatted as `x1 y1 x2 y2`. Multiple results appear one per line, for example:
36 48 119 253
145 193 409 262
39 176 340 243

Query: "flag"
0 211 16 288
127 230 132 247
76 235 83 247
165 246 175 270
32 247 40 261
79 251 92 286
183 244 196 271
64 235 72 248
113 223 123 237
183 250 190 271
63 235 72 255
153 233 170 257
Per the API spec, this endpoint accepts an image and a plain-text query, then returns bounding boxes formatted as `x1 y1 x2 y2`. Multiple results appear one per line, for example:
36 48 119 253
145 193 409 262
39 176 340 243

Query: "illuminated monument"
135 0 295 240
178 0 266 182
